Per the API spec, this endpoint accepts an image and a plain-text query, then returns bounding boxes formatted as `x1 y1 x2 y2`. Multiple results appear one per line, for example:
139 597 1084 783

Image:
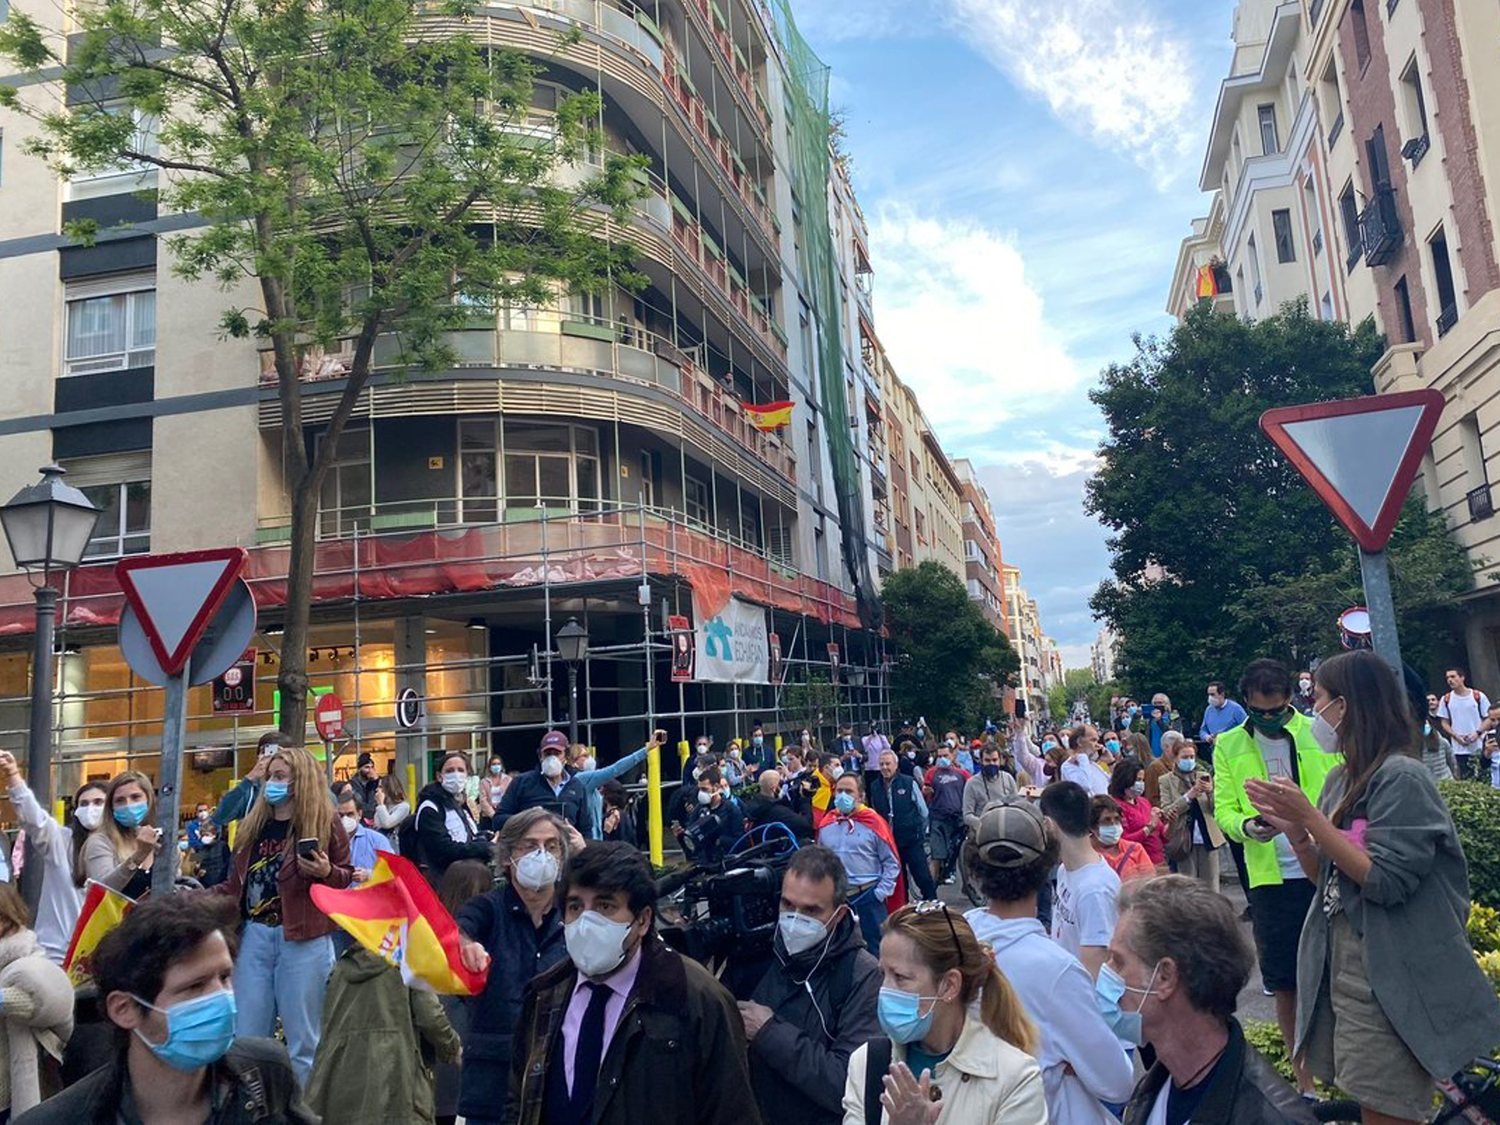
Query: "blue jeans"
851 887 888 956
235 922 334 1085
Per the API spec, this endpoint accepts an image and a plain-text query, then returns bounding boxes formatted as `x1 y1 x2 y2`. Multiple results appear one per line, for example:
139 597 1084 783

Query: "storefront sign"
211 650 257 713
692 596 769 684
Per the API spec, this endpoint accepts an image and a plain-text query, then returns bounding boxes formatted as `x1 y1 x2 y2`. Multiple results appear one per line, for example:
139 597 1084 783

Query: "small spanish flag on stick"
310 852 488 996
744 400 794 431
63 882 136 988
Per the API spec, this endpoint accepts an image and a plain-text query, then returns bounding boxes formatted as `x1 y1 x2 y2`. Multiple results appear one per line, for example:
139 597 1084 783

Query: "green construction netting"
767 0 882 631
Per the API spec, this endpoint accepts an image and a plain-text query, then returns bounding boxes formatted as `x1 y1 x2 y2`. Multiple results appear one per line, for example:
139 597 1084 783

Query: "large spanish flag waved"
744 400 794 431
310 852 489 996
63 882 135 988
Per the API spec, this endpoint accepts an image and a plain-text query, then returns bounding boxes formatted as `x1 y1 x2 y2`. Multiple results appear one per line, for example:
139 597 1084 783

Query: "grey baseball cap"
974 798 1049 867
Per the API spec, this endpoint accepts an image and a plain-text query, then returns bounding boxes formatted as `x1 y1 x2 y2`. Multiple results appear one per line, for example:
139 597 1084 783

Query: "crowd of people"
0 650 1486 1122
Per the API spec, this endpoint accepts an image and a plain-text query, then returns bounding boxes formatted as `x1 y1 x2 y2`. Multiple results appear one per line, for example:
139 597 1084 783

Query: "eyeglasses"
912 899 963 962
1245 703 1291 720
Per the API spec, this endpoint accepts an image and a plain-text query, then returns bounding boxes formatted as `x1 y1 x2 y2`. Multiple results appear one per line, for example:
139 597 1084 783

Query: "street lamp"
555 617 589 746
0 466 100 809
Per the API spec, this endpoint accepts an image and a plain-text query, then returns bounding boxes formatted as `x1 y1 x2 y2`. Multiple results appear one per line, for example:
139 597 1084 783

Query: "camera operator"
738 846 881 1125
672 766 740 864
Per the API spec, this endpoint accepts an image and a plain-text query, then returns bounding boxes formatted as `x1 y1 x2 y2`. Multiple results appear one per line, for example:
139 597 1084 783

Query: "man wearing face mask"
495 730 586 831
506 843 757 1125
673 767 739 864
816 775 903 955
1198 681 1248 754
1211 659 1337 1097
1110 876 1316 1125
334 793 390 884
922 741 970 887
868 750 935 901
739 846 881 1125
17 895 316 1124
455 809 572 1123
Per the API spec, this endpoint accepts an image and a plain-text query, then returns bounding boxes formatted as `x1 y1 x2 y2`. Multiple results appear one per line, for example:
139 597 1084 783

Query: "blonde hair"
884 904 1038 1056
103 771 156 864
236 746 332 853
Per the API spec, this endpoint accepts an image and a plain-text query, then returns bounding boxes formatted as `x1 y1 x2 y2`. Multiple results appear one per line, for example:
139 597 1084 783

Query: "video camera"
657 829 797 967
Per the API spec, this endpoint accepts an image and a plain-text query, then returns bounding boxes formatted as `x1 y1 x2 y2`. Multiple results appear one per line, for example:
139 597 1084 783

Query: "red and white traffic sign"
315 693 345 741
115 548 249 676
1259 389 1446 552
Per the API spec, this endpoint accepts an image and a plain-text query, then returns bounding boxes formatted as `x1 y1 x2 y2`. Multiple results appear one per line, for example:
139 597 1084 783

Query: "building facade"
953 459 1007 631
0 0 915 804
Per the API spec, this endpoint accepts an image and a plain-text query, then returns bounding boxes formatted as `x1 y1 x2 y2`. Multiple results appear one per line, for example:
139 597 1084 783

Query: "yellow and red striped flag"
744 400 794 431
310 852 488 996
63 882 136 988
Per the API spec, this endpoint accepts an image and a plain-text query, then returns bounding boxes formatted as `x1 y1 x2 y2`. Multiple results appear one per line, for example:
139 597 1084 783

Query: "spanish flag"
309 852 488 996
744 400 794 431
1195 264 1220 299
63 883 135 988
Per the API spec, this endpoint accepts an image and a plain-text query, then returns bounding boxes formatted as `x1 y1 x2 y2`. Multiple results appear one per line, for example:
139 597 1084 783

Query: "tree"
1048 667 1097 721
1 0 644 735
1088 301 1472 710
882 562 1018 731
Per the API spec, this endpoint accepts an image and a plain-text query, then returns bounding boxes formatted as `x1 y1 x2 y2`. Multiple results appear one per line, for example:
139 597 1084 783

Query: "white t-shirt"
1439 689 1491 751
1051 859 1120 959
1251 730 1310 881
1061 755 1111 797
1146 1082 1170 1125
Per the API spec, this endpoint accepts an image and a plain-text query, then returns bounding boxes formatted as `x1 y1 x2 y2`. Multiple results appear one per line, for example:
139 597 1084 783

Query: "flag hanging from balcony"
744 400 794 431
1195 265 1221 299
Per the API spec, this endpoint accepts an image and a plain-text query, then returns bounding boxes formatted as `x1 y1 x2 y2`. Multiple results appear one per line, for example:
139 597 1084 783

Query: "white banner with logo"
692 595 770 684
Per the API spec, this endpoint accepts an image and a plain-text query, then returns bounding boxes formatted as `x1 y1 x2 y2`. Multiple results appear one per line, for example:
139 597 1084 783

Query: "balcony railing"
1359 186 1403 267
1468 483 1494 523
679 0 772 136
669 196 788 359
1438 303 1459 338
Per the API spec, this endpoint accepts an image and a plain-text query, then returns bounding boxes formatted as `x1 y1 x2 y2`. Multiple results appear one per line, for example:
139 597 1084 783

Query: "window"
1258 104 1279 155
1394 276 1417 342
1305 178 1324 256
1460 412 1489 492
1321 291 1335 320
684 475 710 526
459 419 498 524
914 509 926 542
502 423 600 513
1272 209 1296 263
318 426 371 537
1351 0 1371 71
1430 226 1458 335
61 453 151 559
1247 234 1264 306
1339 182 1362 268
1321 60 1345 146
63 275 156 375
1399 56 1430 165
68 102 156 191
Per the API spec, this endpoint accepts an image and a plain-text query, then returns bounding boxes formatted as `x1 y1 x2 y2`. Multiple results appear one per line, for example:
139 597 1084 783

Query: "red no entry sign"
315 693 345 741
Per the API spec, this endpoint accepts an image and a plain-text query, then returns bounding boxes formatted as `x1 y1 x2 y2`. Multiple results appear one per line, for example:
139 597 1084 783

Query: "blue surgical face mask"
113 801 149 829
263 781 291 806
132 989 237 1071
834 792 856 816
1095 961 1160 1047
878 986 939 1044
1424 721 1432 737
936 756 951 769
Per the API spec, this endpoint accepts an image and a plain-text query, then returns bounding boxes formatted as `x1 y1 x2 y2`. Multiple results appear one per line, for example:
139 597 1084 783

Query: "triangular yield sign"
1259 389 1446 552
116 548 248 675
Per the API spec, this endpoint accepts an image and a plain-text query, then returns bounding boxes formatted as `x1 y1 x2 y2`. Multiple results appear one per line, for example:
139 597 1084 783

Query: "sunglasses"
912 899 963 962
1245 703 1292 720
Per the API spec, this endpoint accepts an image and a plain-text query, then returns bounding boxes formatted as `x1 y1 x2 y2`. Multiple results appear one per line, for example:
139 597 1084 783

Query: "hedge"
1440 780 1500 910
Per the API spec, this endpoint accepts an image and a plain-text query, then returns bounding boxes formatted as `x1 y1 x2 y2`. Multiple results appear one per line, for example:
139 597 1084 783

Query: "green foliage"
1469 903 1500 955
1088 301 1471 708
0 0 646 734
1441 780 1500 910
1049 667 1099 720
782 673 838 732
882 562 1018 732
1242 1019 1297 1085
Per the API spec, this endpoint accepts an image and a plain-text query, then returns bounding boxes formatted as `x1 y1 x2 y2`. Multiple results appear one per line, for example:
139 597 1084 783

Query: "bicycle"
1312 1056 1500 1123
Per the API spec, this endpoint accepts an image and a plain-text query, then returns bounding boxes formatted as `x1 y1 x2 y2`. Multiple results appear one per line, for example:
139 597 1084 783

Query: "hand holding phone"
296 837 319 859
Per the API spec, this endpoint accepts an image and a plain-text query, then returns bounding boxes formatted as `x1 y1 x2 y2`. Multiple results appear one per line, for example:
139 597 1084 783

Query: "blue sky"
792 0 1237 666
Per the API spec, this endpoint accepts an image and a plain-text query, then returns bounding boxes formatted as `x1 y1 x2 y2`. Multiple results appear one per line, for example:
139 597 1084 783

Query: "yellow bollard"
678 740 690 771
52 800 64 826
227 819 237 849
647 743 663 868
774 734 783 752
407 763 418 805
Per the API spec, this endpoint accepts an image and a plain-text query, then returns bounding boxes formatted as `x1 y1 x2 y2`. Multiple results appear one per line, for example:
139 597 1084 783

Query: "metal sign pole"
1358 548 1403 673
151 670 188 898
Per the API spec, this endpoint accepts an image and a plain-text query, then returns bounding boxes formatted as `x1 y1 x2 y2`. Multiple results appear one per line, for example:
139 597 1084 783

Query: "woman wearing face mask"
1108 760 1166 870
477 756 510 829
569 733 658 841
1089 796 1154 882
1420 709 1458 782
214 744 353 1085
1246 651 1500 1125
1157 744 1223 893
454 809 571 1125
0 751 105 964
414 752 491 883
843 902 1046 1124
83 771 162 897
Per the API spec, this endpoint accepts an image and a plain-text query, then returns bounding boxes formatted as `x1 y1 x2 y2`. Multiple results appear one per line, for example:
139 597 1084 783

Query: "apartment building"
1306 0 1500 674
953 459 1007 631
1170 0 1347 323
0 0 909 800
1092 627 1119 684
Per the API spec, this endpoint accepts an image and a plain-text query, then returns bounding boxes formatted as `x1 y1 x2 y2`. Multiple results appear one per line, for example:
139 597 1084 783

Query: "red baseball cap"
539 730 569 753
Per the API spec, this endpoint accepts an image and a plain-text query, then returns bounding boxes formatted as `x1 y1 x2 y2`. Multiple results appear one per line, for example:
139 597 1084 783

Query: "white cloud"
868 205 1085 449
946 0 1198 177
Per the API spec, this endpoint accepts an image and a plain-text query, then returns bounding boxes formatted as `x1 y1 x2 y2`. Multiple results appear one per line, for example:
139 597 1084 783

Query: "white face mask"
565 910 634 978
76 804 104 831
778 911 831 957
513 847 560 891
1132 779 1146 795
1098 824 1123 846
828 764 844 781
340 814 359 836
579 757 597 773
1311 700 1342 754
1299 679 1313 693
540 755 564 779
441 771 468 796
697 789 714 805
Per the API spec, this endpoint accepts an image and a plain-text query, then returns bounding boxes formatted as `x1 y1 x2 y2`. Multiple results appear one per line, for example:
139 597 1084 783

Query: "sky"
791 0 1239 668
